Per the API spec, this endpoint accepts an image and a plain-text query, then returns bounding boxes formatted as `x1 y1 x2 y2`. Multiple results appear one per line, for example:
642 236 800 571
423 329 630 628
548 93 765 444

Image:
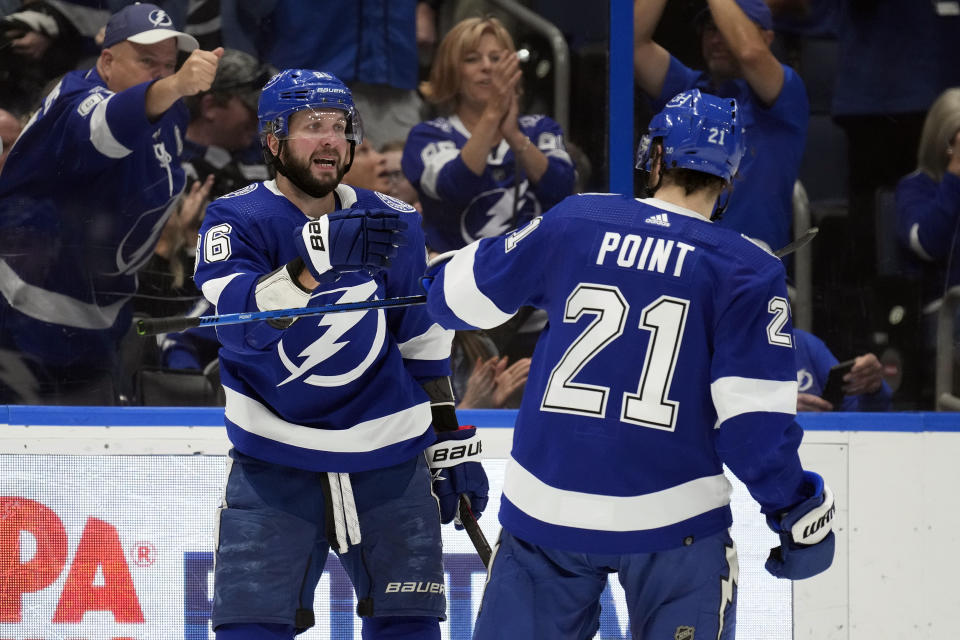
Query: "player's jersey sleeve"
895 170 960 262
426 207 563 330
710 257 807 514
367 199 454 382
193 194 288 355
402 120 489 209
58 77 183 173
524 115 576 209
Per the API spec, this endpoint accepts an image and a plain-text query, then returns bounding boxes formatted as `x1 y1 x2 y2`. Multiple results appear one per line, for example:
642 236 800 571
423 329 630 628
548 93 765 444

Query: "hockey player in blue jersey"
193 69 488 640
424 89 835 639
0 3 221 403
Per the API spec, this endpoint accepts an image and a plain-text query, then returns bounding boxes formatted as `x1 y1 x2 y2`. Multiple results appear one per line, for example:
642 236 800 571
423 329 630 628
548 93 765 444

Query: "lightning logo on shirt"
277 280 386 387
460 185 540 245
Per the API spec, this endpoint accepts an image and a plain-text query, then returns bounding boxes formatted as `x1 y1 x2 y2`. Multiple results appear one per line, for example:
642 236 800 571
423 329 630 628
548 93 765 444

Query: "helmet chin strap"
267 140 357 199
710 183 733 222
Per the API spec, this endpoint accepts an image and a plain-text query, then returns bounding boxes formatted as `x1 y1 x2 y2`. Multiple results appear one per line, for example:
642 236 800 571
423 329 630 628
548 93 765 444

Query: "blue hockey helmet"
257 69 364 145
636 89 745 182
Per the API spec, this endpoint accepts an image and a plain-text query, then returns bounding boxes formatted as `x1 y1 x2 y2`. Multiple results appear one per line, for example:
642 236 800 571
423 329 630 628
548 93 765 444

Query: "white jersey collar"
638 197 711 222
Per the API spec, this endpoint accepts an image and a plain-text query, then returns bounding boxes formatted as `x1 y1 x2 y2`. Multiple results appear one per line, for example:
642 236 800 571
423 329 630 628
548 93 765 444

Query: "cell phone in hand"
821 358 857 409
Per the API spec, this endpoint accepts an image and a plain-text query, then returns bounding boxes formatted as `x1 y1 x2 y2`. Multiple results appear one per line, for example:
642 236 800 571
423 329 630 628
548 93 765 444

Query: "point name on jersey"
596 231 695 278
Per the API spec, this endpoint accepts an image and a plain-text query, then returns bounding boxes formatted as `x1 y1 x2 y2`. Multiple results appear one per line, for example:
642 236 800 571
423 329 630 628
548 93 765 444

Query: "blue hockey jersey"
426 194 808 553
402 114 575 253
193 181 453 472
0 68 187 366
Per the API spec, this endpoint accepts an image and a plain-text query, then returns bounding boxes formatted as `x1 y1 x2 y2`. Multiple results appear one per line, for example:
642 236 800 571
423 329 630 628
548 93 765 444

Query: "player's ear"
266 132 280 156
650 142 663 174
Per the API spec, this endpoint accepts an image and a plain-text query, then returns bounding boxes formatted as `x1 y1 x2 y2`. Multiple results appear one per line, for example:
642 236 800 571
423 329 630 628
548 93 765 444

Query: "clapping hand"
459 355 531 409
484 50 522 127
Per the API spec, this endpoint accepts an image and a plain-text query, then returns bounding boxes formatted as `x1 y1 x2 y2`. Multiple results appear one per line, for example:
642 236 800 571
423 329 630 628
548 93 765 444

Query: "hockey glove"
294 209 408 284
765 471 836 580
426 426 489 526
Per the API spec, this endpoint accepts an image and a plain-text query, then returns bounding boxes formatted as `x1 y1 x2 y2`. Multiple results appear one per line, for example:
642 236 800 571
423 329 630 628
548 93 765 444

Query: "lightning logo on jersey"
277 280 386 387
403 113 575 252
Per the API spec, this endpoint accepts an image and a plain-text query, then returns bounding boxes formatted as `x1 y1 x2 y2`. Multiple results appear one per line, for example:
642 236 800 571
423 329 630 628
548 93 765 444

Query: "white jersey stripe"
908 223 933 261
0 258 127 329
201 273 242 307
711 376 797 425
396 322 454 361
419 146 461 201
442 242 514 329
89 95 132 159
223 386 432 453
503 458 733 532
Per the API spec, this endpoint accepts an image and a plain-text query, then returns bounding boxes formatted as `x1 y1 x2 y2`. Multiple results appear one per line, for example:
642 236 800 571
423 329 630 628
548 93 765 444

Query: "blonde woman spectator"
402 16 575 254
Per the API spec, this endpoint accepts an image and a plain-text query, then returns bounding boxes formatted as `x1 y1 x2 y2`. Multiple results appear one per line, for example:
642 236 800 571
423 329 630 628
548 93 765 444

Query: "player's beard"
279 144 346 199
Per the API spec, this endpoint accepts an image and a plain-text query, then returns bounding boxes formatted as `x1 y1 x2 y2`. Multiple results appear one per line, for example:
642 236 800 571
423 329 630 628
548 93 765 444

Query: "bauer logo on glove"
427 426 489 525
307 220 326 251
429 438 482 466
294 208 408 284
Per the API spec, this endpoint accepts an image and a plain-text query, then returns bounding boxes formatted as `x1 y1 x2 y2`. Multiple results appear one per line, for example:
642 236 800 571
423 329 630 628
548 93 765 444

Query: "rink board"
7 406 956 640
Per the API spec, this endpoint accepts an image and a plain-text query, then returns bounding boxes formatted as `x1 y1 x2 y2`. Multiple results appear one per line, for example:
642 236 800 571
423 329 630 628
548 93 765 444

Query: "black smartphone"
821 358 857 409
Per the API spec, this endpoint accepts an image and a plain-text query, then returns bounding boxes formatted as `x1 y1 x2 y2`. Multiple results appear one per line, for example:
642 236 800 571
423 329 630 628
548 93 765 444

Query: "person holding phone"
795 329 892 411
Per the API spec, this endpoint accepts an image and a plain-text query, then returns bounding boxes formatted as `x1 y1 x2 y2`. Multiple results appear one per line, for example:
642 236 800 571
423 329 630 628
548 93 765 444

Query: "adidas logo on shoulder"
644 213 670 227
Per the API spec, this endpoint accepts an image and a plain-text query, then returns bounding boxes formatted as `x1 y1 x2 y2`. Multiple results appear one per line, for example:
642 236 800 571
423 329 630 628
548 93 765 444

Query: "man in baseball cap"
0 1 223 404
102 2 198 51
633 0 808 259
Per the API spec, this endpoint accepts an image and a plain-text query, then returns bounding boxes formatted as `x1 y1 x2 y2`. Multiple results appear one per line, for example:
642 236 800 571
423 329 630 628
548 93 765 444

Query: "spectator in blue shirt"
795 329 892 412
634 0 809 253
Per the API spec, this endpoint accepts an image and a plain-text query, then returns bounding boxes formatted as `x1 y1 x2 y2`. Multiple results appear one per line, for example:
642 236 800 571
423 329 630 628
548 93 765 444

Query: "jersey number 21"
541 284 688 432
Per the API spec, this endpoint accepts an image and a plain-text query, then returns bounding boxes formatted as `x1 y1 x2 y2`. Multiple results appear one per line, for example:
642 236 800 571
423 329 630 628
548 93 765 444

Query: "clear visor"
281 107 363 144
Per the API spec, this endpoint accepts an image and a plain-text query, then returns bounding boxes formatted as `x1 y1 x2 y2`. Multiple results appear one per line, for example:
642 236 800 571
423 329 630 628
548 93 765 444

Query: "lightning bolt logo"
277 280 386 387
717 540 739 639
460 185 540 245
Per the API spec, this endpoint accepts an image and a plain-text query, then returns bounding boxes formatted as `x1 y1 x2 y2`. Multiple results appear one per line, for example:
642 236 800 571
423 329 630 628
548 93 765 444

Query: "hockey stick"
135 295 427 336
773 226 819 258
457 495 493 567
138 227 820 337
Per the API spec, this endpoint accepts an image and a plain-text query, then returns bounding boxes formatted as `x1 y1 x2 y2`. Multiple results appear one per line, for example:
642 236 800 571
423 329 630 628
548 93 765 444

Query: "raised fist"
174 47 223 97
